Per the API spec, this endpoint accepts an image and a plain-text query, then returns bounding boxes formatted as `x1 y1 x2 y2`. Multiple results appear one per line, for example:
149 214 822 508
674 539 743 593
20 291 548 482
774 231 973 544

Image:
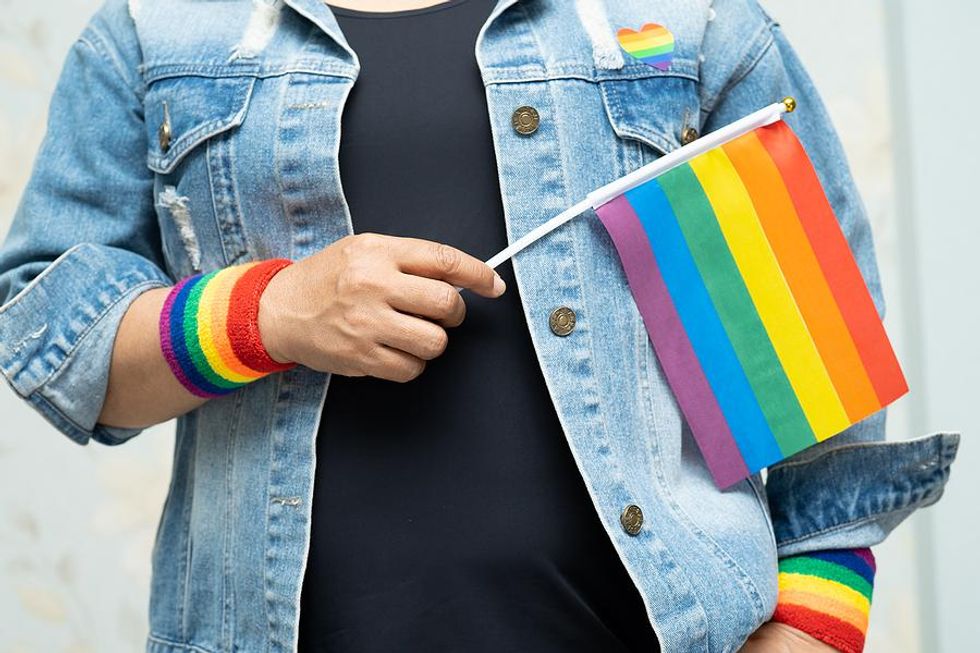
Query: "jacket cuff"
767 432 959 556
0 243 171 445
773 548 875 653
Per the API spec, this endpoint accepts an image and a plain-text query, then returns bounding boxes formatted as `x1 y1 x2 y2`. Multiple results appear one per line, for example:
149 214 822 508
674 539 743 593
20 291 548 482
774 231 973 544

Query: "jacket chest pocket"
598 70 702 171
144 73 257 277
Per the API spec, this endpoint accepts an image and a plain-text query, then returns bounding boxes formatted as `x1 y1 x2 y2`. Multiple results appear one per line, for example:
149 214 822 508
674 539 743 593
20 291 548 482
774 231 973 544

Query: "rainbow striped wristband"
159 259 295 398
772 548 876 653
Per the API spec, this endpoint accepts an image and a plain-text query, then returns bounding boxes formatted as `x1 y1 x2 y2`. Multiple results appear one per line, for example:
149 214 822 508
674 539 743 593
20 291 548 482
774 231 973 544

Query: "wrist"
159 259 296 398
772 548 875 653
257 264 294 365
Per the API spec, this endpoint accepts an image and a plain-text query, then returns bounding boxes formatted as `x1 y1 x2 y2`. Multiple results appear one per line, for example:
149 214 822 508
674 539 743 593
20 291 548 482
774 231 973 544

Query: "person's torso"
296 2 658 650
132 1 781 652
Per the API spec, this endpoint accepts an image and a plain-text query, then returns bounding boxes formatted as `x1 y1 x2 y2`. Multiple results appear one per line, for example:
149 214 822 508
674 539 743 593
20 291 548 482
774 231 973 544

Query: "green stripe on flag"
657 164 815 454
630 43 675 58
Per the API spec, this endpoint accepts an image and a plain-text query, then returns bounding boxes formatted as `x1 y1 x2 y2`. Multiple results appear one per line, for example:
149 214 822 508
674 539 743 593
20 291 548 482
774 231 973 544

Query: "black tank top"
298 2 661 651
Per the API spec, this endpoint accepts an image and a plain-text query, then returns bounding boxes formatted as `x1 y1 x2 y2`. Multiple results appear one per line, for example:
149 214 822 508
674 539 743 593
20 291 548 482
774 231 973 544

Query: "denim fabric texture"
0 0 958 651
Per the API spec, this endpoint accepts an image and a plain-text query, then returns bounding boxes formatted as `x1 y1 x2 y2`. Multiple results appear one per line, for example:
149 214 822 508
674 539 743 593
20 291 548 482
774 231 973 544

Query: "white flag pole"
483 98 795 271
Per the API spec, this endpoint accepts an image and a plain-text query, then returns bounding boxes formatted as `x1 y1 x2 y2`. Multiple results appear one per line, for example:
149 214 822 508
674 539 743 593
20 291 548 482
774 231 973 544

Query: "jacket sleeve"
698 1 958 556
0 1 173 446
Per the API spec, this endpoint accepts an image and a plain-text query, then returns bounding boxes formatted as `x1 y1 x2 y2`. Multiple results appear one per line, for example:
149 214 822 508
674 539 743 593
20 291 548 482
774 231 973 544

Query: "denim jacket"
0 0 958 651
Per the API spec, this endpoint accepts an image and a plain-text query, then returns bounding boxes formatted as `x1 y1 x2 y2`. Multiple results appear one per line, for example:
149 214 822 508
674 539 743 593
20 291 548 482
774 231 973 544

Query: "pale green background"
0 1 976 651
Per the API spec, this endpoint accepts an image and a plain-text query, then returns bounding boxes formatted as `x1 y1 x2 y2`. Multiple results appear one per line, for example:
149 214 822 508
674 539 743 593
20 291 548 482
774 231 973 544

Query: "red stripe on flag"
723 132 881 423
755 122 907 406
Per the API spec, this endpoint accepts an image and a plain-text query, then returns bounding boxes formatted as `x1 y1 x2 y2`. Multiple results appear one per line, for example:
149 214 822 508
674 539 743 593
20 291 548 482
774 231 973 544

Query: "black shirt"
298 2 660 651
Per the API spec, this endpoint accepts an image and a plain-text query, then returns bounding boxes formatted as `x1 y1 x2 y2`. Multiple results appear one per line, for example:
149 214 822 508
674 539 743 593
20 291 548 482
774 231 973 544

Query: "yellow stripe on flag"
617 28 671 44
621 34 674 49
689 149 850 440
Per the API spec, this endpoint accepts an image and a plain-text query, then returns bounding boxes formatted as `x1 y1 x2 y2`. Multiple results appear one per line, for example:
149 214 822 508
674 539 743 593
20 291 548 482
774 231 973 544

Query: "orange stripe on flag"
617 27 670 44
723 132 882 422
755 121 908 406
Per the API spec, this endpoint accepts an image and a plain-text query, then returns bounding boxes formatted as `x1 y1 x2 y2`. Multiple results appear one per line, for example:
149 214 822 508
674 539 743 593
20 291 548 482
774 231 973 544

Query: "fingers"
377 313 449 361
363 345 427 383
387 275 467 327
389 237 505 298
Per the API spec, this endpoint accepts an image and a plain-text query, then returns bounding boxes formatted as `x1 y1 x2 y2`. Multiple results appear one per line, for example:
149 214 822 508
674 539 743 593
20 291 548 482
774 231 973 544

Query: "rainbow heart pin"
616 23 675 71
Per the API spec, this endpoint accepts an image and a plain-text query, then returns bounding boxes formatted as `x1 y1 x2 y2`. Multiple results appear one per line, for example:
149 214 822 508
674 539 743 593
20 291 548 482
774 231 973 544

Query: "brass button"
512 105 540 135
549 306 576 336
681 126 699 145
158 101 172 153
621 504 643 536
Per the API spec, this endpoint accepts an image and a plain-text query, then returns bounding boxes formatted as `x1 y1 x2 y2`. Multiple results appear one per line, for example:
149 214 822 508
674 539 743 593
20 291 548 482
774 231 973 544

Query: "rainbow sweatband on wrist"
160 259 295 398
772 548 875 653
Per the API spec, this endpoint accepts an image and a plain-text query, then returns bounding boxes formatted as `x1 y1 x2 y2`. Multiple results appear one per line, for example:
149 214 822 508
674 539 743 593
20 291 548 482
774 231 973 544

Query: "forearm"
98 287 206 429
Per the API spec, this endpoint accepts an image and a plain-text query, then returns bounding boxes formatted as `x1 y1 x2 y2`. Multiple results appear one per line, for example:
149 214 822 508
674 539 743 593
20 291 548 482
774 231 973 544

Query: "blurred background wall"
0 1 976 651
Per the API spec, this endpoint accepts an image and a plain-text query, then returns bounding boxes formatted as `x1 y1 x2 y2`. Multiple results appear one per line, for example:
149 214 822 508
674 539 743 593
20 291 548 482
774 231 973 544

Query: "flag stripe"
689 149 851 441
724 132 882 423
628 43 675 58
635 54 673 69
618 34 674 49
656 165 814 455
596 195 750 487
625 180 783 471
755 121 908 406
617 28 672 44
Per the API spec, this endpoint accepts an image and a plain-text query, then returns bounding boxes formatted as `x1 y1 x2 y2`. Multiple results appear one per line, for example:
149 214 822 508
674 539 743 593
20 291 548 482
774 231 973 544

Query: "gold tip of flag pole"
782 96 797 113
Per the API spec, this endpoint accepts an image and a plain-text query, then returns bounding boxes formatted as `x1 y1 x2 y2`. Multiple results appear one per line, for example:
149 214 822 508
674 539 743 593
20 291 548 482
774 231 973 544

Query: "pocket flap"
599 72 700 156
145 75 256 174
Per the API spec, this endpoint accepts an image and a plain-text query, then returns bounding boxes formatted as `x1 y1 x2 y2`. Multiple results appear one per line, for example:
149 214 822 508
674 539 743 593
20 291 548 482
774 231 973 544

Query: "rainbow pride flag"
594 116 907 488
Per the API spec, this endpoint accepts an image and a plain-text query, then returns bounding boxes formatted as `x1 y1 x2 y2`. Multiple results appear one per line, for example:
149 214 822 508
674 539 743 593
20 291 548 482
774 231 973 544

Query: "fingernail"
493 272 506 296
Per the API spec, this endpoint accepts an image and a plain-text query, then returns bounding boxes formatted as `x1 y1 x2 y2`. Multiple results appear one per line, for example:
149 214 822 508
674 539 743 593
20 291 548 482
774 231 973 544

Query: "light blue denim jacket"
0 0 959 651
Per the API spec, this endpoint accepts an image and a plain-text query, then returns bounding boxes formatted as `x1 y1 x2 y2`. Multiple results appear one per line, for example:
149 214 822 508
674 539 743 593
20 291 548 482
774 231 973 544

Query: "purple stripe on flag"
596 195 749 487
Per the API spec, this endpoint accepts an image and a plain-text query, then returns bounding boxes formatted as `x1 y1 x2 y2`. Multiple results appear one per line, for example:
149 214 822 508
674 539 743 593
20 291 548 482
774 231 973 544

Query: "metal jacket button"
512 105 540 135
158 101 172 153
681 126 699 145
549 306 576 336
621 504 643 536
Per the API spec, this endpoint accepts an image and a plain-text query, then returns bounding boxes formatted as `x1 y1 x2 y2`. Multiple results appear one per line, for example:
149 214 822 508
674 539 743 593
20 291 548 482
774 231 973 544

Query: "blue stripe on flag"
625 179 782 471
